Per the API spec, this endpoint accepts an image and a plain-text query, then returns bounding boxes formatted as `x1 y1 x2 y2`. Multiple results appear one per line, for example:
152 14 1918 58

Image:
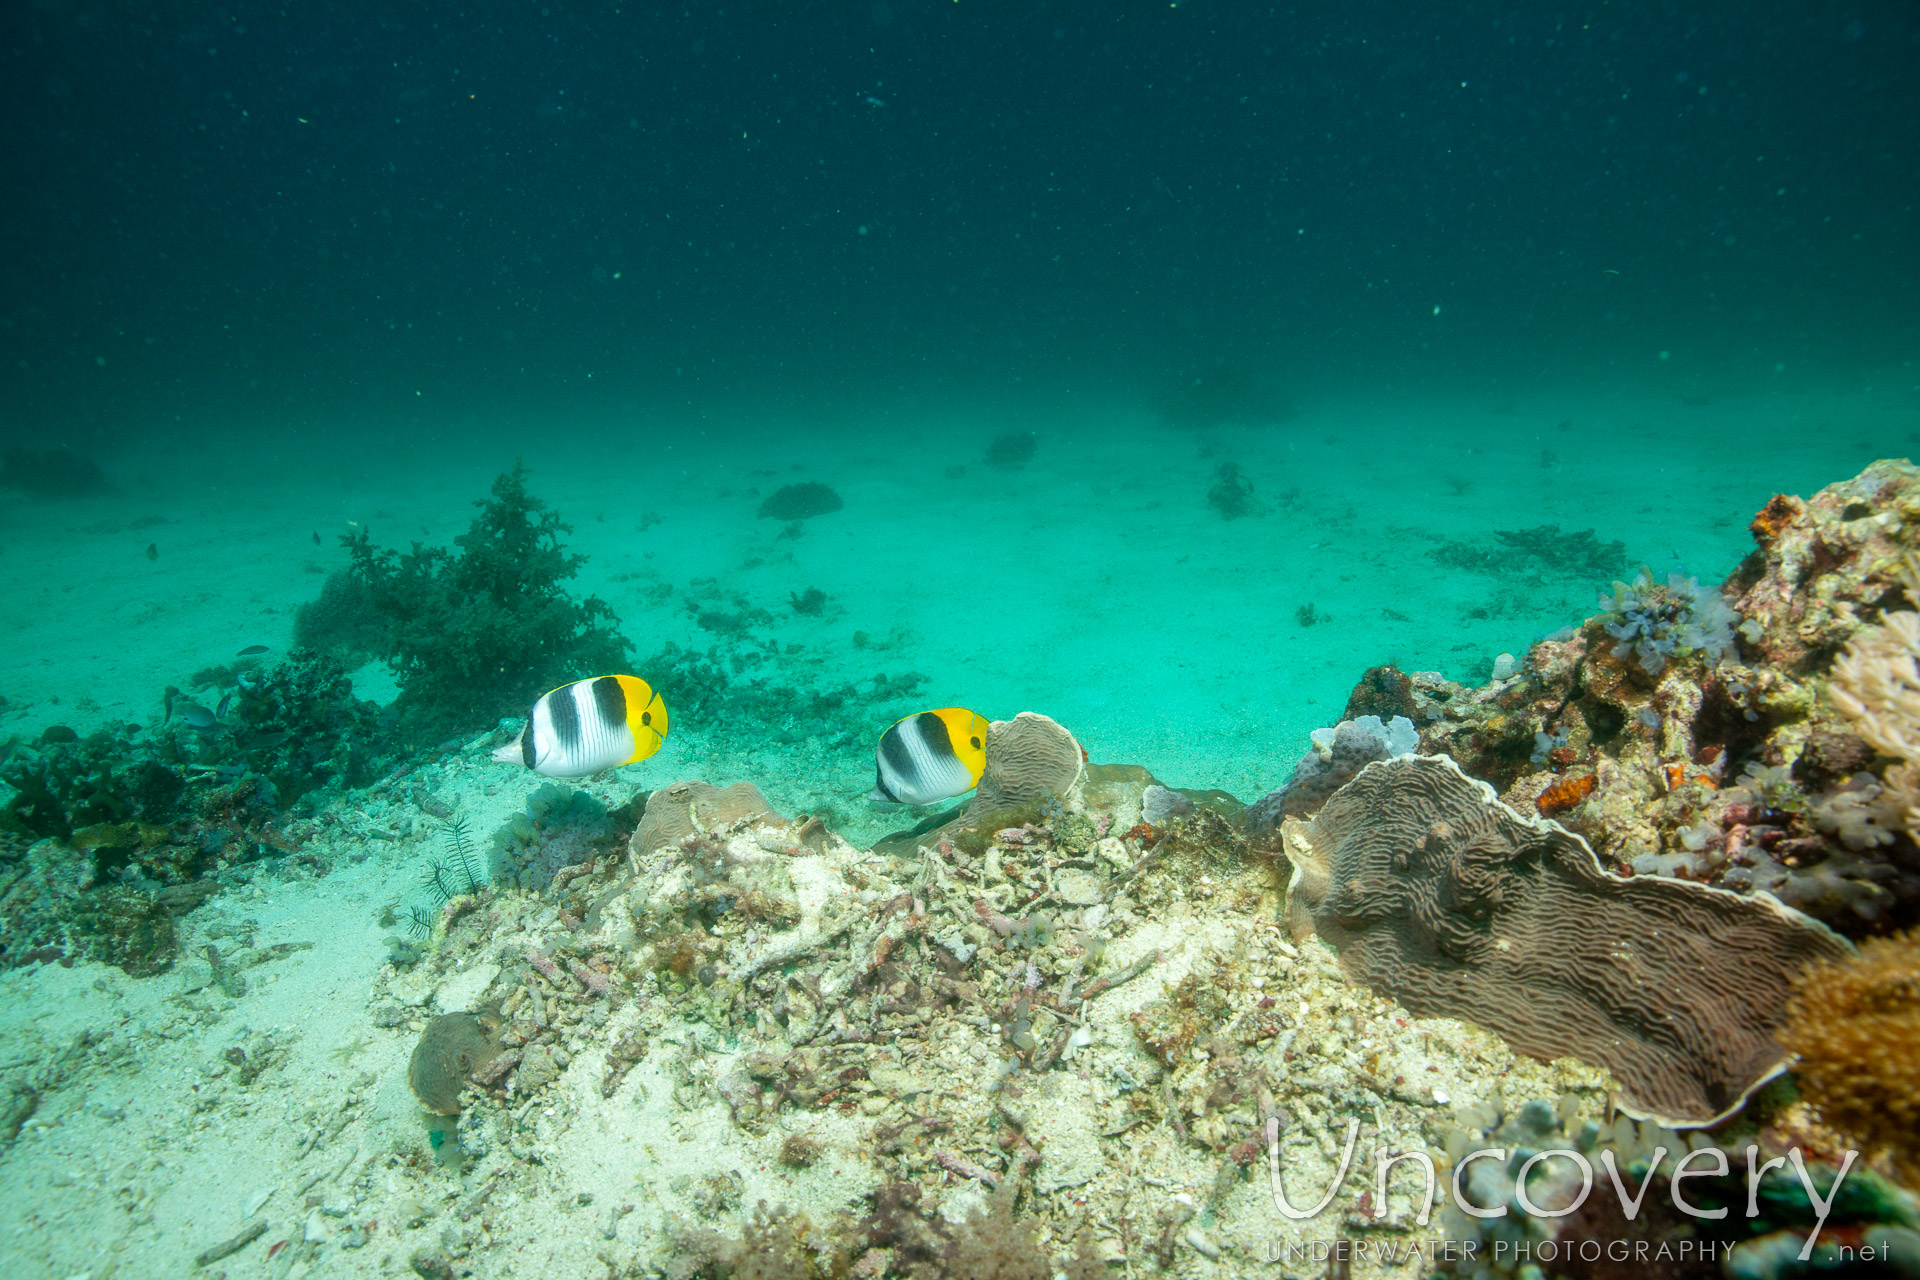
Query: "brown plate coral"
1280 753 1852 1127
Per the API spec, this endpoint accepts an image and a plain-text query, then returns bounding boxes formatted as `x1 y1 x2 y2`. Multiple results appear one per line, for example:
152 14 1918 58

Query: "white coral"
1808 778 1902 849
1831 609 1920 761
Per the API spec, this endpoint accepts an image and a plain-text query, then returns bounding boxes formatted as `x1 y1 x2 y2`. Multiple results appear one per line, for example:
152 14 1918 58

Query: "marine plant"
1431 524 1627 580
0 723 185 841
214 649 395 813
983 430 1038 469
341 463 632 743
1206 461 1260 519
0 655 390 975
291 567 387 667
428 816 488 903
755 482 842 521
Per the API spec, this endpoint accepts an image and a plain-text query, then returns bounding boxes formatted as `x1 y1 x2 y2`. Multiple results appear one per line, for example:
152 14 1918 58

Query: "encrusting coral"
1279 754 1852 1126
1778 927 1920 1183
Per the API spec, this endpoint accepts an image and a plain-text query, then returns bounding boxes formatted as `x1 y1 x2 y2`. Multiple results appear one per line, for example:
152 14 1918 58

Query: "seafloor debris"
1279 754 1851 1127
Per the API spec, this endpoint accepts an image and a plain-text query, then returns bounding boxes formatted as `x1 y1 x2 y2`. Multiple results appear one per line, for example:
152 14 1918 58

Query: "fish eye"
641 712 652 724
970 737 981 749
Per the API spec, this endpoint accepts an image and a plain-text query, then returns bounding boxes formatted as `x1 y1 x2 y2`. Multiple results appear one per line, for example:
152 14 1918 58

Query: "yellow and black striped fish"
492 675 669 778
869 707 990 805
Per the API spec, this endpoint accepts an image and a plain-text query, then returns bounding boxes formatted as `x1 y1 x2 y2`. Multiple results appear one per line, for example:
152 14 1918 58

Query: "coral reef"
757 482 843 521
1779 928 1920 1183
355 708 1364 1275
1597 568 1741 676
408 1013 502 1116
0 651 390 973
1430 1092 1920 1280
343 463 632 743
632 781 779 861
214 649 397 813
961 712 1085 825
1387 460 1920 935
1279 754 1851 1126
1 722 187 842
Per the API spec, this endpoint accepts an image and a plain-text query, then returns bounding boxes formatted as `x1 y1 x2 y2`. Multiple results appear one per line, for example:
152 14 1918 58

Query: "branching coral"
1779 928 1920 1183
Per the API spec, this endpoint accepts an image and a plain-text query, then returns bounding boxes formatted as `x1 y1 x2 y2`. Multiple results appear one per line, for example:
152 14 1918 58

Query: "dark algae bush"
342 464 632 744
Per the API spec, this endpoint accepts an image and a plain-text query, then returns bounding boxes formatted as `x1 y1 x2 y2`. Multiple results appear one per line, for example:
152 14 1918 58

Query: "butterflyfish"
869 707 989 805
491 675 669 778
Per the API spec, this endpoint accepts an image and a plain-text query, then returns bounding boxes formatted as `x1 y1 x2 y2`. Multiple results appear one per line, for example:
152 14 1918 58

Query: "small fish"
145 542 158 561
869 708 990 805
216 692 234 719
312 531 321 546
491 675 669 778
177 703 217 730
237 644 269 657
864 94 886 107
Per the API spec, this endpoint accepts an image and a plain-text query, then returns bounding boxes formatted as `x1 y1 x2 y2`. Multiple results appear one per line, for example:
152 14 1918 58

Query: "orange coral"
1778 928 1920 1183
1750 492 1802 543
1535 773 1596 816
